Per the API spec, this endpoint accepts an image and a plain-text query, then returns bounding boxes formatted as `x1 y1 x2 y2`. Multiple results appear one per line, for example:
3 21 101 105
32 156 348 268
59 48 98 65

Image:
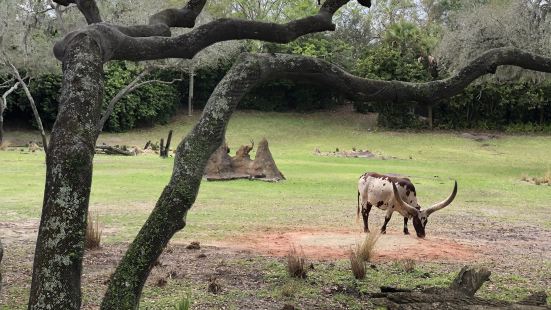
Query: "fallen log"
370 266 549 310
95 145 136 156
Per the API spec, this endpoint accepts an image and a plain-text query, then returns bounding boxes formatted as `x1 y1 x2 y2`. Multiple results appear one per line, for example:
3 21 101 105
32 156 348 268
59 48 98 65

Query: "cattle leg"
361 202 372 233
381 211 393 234
403 217 410 235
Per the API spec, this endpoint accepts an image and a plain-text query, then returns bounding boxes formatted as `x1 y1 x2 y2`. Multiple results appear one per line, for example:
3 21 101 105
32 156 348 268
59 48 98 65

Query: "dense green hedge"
2 55 550 133
2 62 179 132
178 60 340 112
433 81 551 132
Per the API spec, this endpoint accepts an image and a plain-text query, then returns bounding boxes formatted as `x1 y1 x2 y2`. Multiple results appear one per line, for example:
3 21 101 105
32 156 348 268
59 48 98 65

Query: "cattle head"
392 181 457 238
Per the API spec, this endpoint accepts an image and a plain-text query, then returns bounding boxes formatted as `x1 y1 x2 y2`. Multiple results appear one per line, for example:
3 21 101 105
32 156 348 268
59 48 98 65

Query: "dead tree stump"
0 239 3 294
204 138 285 182
162 130 173 158
371 266 549 310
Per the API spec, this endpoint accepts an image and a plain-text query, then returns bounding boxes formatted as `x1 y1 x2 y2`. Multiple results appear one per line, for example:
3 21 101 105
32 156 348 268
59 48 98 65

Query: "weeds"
401 259 416 273
521 170 551 186
173 291 192 310
356 230 380 262
0 140 10 151
280 280 299 297
85 212 102 249
349 251 366 279
287 245 307 279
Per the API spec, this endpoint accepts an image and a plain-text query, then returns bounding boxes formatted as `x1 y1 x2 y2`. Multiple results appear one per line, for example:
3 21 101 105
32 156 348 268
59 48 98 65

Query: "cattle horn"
392 182 419 217
426 181 458 216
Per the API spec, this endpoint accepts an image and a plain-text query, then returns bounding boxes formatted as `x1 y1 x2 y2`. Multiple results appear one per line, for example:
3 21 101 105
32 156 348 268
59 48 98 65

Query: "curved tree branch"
53 0 363 62
256 47 551 104
52 0 101 24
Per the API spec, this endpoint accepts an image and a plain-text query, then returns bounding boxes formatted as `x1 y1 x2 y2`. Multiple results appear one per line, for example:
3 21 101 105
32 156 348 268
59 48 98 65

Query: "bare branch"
97 69 183 132
3 52 49 151
97 68 150 131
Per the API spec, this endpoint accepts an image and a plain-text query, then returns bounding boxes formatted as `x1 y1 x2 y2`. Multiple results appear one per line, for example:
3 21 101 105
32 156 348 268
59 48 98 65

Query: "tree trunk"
28 33 104 310
188 64 194 116
101 54 264 310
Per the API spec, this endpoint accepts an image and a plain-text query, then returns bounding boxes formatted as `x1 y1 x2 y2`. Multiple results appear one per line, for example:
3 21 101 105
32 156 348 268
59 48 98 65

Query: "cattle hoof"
380 230 386 234
404 230 409 235
364 229 370 233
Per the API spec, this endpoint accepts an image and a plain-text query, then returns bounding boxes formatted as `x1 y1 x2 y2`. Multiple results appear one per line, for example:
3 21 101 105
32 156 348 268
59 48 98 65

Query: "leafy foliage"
1 62 180 132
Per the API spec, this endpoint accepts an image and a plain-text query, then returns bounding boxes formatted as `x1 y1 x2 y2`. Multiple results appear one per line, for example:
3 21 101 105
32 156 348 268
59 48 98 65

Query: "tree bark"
28 33 104 310
188 64 194 116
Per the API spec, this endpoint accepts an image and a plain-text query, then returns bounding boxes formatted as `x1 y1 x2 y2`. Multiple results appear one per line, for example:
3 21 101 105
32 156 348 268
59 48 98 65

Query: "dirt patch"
313 148 377 159
0 220 39 244
212 230 478 262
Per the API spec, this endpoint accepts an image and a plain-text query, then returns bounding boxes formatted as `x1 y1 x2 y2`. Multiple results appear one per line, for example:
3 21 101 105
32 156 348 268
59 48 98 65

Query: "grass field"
1 110 550 309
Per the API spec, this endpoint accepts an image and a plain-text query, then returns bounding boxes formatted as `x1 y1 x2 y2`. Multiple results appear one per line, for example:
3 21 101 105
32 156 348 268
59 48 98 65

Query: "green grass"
1 110 550 308
2 111 550 240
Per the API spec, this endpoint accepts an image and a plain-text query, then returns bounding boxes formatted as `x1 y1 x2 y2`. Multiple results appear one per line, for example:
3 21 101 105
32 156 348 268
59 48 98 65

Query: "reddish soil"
212 229 478 262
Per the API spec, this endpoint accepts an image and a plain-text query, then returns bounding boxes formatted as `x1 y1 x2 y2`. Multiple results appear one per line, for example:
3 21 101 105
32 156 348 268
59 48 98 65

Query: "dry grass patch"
280 280 299 297
356 230 380 262
521 170 551 185
349 251 366 279
85 212 102 249
401 258 416 273
287 245 307 279
0 140 11 150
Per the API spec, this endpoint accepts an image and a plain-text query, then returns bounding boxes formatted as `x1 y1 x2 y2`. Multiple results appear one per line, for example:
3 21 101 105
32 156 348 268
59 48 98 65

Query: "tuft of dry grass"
85 212 102 250
401 258 416 273
286 245 307 279
356 230 380 262
522 170 551 186
207 276 221 294
280 280 299 297
0 140 11 151
544 170 551 183
349 251 366 279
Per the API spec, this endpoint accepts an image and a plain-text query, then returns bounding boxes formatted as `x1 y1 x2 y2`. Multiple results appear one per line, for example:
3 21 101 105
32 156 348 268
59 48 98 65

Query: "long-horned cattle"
357 173 457 238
